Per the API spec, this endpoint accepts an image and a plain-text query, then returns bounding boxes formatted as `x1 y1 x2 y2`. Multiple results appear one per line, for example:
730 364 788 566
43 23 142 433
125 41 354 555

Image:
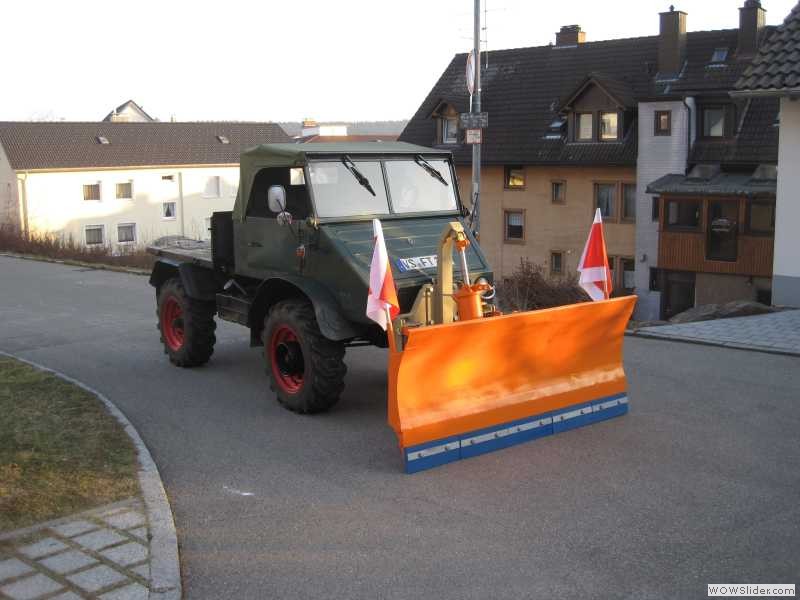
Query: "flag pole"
384 307 397 353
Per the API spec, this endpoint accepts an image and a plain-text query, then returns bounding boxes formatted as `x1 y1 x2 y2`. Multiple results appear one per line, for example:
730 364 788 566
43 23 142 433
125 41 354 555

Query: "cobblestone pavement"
0 499 150 600
635 309 800 355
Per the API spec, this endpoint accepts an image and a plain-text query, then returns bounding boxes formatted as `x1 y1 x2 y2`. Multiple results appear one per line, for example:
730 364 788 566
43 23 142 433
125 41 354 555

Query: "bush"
495 258 590 312
0 226 155 270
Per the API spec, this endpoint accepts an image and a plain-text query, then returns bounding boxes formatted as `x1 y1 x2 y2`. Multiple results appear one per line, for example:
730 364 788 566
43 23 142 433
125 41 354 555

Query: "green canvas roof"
234 142 449 220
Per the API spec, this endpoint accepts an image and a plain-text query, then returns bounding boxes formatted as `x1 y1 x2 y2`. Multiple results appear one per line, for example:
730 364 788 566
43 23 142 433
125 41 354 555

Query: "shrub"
0 226 155 270
495 258 589 312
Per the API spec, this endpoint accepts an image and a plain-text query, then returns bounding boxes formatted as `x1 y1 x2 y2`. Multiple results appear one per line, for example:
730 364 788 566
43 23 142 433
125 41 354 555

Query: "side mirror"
267 185 287 214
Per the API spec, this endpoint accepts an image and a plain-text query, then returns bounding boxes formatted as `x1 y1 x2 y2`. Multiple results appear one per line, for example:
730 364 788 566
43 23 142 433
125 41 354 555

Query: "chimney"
555 25 585 47
738 0 766 57
658 6 687 76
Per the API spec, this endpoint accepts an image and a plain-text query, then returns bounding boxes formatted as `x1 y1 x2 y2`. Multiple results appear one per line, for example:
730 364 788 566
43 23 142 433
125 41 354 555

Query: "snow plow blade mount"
388 295 637 473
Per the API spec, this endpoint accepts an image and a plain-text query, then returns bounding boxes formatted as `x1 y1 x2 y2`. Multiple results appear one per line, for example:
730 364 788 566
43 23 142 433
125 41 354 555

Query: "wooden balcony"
658 231 773 277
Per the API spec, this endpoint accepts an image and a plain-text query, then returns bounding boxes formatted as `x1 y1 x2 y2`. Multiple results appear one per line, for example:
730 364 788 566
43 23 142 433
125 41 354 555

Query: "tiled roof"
690 97 780 165
0 122 290 170
400 28 777 166
647 171 776 197
735 1 800 93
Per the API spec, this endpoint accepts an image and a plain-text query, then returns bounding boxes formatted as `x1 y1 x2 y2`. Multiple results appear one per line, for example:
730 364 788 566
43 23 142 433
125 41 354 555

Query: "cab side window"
247 167 310 219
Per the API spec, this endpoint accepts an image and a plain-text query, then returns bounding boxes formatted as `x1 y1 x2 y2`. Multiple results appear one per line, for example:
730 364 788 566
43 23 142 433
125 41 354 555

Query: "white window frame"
84 224 105 246
117 223 136 244
83 182 102 202
442 116 458 144
115 180 133 200
162 202 177 220
204 175 222 198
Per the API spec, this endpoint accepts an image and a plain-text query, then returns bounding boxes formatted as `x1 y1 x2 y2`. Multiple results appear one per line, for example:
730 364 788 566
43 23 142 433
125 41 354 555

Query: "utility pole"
471 0 482 237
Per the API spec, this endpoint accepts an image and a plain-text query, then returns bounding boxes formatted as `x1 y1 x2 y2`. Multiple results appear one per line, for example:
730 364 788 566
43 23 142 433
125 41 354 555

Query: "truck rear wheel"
157 278 216 367
263 299 346 414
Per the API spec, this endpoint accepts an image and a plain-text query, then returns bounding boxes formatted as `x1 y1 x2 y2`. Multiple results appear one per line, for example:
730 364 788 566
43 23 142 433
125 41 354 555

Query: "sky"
0 0 795 123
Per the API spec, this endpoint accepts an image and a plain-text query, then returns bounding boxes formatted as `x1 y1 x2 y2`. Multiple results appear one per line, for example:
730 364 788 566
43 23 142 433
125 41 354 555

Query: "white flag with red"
577 208 613 301
366 219 400 330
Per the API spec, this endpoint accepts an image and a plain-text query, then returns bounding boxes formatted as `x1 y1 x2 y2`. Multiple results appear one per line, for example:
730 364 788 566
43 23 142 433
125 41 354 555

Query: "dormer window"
701 106 727 138
432 102 460 145
576 113 593 140
442 115 458 144
600 112 618 140
710 48 728 64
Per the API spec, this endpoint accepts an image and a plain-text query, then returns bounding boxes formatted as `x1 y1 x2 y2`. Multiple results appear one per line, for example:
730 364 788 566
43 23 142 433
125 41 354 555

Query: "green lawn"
0 357 139 531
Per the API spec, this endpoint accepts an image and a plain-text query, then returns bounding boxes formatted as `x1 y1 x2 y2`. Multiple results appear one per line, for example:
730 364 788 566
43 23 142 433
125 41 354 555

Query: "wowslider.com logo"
708 584 795 597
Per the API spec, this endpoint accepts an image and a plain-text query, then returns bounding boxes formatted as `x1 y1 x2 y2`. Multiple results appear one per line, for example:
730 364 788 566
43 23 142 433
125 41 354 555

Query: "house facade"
400 1 783 319
734 0 800 307
0 122 289 249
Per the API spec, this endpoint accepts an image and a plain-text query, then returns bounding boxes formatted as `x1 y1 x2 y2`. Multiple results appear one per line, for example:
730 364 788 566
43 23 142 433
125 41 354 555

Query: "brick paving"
635 310 800 355
0 499 150 600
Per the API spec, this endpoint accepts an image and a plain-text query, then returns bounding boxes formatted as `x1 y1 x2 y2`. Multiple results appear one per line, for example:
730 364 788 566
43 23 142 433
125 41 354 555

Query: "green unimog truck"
148 143 492 414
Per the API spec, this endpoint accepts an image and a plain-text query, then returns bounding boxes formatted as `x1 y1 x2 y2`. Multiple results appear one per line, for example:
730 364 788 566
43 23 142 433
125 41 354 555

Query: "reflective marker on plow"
402 393 628 474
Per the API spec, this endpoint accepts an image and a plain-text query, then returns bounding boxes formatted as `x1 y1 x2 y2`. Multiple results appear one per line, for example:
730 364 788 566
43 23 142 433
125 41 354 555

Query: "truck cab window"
247 167 310 219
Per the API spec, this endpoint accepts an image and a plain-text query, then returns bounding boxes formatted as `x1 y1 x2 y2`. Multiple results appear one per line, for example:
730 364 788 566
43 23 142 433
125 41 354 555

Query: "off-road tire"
263 299 346 414
157 278 216 367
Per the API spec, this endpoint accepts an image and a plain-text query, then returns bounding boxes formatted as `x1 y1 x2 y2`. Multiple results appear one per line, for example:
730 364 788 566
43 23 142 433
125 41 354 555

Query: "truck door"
237 167 310 278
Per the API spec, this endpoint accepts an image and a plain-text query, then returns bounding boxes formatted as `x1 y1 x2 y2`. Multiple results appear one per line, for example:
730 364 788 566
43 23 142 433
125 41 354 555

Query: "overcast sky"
1 0 795 123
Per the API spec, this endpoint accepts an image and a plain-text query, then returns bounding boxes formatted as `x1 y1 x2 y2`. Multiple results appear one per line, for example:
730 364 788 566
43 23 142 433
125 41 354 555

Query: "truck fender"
249 276 362 343
149 259 218 302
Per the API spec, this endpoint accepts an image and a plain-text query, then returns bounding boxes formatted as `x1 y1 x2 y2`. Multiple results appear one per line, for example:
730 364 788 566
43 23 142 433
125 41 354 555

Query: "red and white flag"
577 208 613 302
366 219 400 330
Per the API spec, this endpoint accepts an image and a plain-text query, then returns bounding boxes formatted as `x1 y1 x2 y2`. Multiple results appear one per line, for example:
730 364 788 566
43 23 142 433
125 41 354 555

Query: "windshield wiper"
414 155 448 186
341 156 376 196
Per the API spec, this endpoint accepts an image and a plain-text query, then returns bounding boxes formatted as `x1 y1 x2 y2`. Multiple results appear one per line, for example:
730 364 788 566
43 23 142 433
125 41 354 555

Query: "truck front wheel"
157 278 216 367
263 299 346 414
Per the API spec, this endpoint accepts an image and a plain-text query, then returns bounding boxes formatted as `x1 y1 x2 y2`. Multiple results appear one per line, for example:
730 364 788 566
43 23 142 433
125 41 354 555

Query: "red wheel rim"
161 296 184 351
269 325 304 394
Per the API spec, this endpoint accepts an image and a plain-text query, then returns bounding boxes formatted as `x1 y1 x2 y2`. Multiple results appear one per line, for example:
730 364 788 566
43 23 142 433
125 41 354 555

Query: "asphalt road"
1 256 798 600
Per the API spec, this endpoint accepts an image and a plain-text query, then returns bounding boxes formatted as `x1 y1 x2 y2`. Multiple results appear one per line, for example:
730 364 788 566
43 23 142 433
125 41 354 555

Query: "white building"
0 121 289 249
734 1 800 307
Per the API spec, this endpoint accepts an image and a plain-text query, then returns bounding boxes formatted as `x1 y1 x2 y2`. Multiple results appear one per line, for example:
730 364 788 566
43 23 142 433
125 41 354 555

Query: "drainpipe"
682 97 693 174
177 171 185 237
16 173 29 238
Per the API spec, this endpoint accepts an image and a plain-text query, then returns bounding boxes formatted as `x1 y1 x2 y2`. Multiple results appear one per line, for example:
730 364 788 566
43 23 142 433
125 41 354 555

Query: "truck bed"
147 239 213 269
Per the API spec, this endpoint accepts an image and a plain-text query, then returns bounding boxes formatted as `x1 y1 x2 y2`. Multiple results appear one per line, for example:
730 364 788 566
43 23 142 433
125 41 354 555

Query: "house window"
707 200 738 262
161 175 175 182
551 180 566 204
622 184 636 221
576 113 593 140
655 111 671 136
204 176 221 198
550 251 564 274
504 166 525 189
85 225 104 246
163 202 177 220
116 181 133 200
117 223 136 243
748 201 775 235
83 183 101 201
621 258 635 291
442 116 458 144
504 211 524 241
595 183 615 218
702 107 726 138
600 112 618 140
652 196 660 222
666 199 701 230
710 47 728 63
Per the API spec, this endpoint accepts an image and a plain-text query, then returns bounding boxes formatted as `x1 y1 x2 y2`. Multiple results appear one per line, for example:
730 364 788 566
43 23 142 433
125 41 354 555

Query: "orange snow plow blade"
388 295 636 473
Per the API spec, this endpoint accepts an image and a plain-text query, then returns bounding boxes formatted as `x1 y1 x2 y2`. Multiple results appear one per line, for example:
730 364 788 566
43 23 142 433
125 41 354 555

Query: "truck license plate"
396 255 438 272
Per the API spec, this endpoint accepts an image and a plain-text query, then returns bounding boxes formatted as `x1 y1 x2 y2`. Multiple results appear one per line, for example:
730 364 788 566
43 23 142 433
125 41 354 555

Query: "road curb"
0 252 150 276
0 351 182 600
625 330 800 358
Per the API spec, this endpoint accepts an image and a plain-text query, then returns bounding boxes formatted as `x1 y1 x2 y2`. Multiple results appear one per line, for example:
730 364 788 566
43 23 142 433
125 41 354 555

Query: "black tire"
157 278 216 367
263 299 346 414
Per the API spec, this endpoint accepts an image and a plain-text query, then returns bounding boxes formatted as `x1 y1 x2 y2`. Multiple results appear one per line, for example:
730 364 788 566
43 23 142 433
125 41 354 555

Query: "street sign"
466 50 476 96
460 112 488 129
465 128 482 144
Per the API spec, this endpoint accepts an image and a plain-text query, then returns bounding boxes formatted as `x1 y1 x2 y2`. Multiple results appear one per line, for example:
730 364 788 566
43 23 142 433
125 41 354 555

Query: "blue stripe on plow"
402 393 628 474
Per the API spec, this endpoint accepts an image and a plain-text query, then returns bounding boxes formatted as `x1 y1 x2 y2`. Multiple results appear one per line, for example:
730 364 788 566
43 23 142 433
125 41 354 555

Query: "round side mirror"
277 211 293 226
267 185 287 214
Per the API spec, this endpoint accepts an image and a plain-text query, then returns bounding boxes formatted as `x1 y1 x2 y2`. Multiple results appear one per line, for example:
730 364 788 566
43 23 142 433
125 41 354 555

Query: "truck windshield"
384 159 457 213
309 158 458 218
308 161 390 218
